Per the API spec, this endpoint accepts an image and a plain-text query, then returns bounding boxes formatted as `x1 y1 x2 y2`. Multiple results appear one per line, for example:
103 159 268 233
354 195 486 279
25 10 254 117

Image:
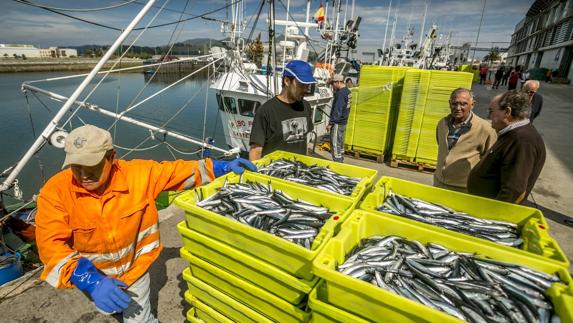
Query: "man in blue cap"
249 60 317 160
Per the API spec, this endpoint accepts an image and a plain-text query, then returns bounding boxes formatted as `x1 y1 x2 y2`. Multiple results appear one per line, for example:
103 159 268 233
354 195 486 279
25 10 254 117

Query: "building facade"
1 44 77 59
507 0 573 81
0 44 41 58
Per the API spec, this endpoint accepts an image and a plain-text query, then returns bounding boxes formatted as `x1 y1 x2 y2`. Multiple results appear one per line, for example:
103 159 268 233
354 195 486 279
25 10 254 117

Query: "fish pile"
257 159 361 196
338 236 562 323
197 181 334 249
377 190 522 247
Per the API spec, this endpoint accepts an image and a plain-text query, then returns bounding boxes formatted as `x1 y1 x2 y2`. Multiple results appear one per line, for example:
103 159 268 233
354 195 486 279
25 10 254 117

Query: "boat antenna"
419 0 428 48
382 0 392 54
267 0 278 96
471 0 487 64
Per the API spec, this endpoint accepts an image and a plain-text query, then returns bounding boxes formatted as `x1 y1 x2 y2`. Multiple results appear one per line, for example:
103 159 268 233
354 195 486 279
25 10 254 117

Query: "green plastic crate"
313 210 573 322
360 176 569 268
254 150 378 201
182 270 273 323
185 296 232 323
182 250 311 322
174 172 355 280
177 221 318 305
309 280 369 323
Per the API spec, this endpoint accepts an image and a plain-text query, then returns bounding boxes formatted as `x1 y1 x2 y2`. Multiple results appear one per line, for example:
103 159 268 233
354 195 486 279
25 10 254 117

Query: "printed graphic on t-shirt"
281 117 308 142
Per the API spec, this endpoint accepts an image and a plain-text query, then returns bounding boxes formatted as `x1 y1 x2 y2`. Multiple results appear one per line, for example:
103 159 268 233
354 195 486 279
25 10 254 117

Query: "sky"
1 0 533 57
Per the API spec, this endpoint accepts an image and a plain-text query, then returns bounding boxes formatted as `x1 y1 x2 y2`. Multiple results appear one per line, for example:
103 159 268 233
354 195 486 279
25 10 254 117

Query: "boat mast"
382 0 392 64
418 0 428 49
282 0 291 66
0 0 157 194
471 0 487 64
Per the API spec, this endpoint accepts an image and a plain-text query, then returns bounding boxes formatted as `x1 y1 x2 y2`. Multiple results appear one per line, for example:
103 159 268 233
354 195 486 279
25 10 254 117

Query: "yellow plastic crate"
309 280 369 323
254 150 378 200
185 296 233 323
182 250 311 322
360 176 569 268
182 270 273 323
177 221 318 305
174 172 355 280
313 210 573 322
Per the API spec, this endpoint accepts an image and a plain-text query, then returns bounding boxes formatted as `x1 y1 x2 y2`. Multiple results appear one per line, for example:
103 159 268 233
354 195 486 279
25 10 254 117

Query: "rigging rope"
13 0 245 31
13 0 138 12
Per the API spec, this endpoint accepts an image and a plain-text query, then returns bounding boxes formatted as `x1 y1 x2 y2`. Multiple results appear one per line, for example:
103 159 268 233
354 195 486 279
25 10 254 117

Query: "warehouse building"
506 0 573 82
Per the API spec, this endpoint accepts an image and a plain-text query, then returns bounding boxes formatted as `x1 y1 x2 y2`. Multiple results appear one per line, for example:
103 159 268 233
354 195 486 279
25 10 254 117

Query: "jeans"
330 124 346 163
95 272 158 323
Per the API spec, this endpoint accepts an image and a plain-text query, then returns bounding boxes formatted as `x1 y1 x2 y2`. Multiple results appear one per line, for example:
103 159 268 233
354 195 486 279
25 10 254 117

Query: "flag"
314 3 324 22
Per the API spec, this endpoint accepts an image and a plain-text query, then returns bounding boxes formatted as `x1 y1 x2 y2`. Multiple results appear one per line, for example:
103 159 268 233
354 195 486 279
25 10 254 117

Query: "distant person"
327 74 351 163
493 65 504 89
479 64 489 85
434 88 497 193
468 91 546 204
523 80 543 122
520 69 531 89
507 66 522 90
545 69 553 83
345 78 354 88
249 60 316 160
501 67 511 86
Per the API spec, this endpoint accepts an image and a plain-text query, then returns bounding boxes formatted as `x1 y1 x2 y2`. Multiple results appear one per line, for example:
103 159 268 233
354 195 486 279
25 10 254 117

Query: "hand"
212 158 257 177
70 258 131 314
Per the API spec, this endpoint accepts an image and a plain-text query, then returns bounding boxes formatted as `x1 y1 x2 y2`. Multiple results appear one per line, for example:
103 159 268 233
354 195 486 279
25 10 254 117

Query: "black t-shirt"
249 96 314 157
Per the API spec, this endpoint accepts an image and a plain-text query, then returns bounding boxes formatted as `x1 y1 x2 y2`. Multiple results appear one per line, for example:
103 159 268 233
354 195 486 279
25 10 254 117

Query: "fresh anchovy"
197 180 334 249
337 236 563 323
377 190 523 247
257 159 361 196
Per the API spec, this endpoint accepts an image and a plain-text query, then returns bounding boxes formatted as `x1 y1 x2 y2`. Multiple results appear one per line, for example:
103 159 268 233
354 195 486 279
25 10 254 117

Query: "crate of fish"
313 210 573 323
182 251 311 322
308 280 369 323
177 222 319 305
173 172 355 280
185 296 232 323
360 176 569 268
254 150 378 200
182 271 274 323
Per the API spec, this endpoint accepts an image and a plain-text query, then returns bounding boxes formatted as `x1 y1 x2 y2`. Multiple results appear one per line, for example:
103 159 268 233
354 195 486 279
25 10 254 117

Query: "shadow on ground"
148 247 180 319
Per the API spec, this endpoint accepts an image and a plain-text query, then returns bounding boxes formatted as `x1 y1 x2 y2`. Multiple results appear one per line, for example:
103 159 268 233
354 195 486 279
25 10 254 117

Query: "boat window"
216 94 237 114
314 105 325 123
238 99 260 117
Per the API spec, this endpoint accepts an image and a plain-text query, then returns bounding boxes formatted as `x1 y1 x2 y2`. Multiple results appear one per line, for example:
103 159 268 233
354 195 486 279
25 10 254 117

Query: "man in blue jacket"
327 74 351 163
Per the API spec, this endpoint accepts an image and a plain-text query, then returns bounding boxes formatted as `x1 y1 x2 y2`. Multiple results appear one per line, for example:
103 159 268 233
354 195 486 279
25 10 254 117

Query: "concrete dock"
0 81 571 322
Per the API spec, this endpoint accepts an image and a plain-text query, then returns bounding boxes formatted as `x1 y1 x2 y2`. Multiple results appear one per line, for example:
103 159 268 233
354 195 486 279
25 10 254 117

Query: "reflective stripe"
100 240 161 276
82 223 159 264
46 251 79 288
182 171 196 190
197 160 211 185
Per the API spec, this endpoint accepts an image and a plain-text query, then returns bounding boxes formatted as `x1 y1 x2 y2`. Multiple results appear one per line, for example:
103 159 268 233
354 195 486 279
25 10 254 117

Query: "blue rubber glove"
70 258 132 314
212 158 257 177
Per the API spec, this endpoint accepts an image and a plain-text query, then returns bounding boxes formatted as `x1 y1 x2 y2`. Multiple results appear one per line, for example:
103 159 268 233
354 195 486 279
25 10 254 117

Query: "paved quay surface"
0 81 571 322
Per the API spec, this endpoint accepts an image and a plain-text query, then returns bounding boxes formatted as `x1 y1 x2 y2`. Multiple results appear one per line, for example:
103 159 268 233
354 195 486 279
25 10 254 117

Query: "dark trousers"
479 74 486 84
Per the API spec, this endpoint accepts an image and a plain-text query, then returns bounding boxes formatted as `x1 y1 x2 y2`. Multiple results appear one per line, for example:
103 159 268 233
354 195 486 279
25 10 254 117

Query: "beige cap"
62 125 113 168
332 74 344 82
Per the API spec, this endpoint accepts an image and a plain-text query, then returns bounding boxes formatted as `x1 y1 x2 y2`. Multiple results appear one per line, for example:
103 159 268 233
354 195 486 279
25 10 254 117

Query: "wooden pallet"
345 149 384 163
390 159 436 173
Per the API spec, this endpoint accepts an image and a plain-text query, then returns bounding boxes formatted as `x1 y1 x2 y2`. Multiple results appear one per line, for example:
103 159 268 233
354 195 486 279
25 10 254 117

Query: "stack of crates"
343 87 359 153
390 70 473 166
175 151 377 322
391 69 431 162
309 176 573 322
344 66 409 158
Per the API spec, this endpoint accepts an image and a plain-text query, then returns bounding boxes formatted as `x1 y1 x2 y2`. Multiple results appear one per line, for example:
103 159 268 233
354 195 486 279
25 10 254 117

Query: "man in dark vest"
468 91 546 204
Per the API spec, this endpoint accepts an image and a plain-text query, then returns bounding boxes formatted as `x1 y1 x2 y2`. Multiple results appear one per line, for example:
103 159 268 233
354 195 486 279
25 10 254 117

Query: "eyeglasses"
450 101 470 108
526 90 536 95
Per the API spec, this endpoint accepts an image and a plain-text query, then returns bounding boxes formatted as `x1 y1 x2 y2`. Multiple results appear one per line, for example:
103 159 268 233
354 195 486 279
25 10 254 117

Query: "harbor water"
0 71 227 202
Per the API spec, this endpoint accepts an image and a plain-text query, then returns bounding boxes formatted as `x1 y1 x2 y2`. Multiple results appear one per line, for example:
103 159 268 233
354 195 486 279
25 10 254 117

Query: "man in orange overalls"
35 125 255 322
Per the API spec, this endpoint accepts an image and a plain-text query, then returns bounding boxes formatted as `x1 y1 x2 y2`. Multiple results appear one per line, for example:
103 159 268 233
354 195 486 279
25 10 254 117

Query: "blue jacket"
329 87 351 125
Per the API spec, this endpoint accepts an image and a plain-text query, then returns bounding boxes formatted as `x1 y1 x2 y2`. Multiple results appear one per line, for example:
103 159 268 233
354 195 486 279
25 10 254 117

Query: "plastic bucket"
0 252 23 286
